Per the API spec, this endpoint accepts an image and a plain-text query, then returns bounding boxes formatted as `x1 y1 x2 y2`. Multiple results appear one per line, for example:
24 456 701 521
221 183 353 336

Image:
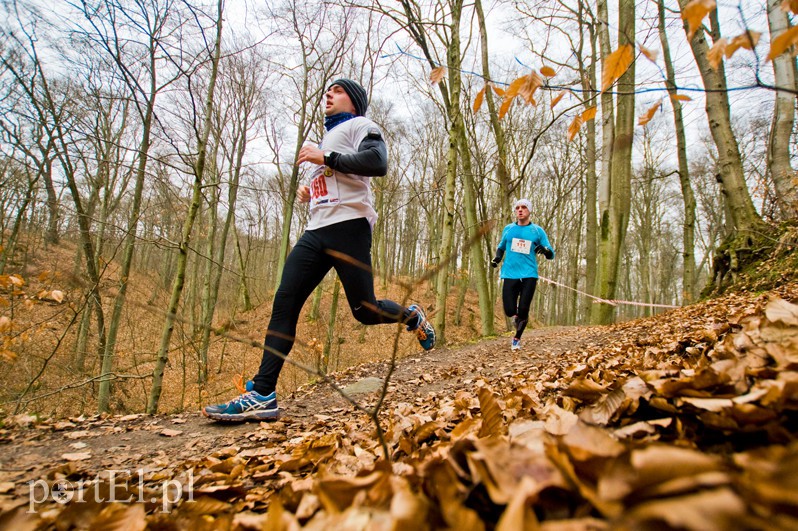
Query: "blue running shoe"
511 337 521 351
407 304 435 350
203 390 279 422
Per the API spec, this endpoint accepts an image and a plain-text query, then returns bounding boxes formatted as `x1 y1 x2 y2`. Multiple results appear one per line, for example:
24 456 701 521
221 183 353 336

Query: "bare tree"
148 0 225 414
658 0 697 303
593 0 635 324
766 0 798 218
70 0 196 412
196 47 267 383
677 0 762 237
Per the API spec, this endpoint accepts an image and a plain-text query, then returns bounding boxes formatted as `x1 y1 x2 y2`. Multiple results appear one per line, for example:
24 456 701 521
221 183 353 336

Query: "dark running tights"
502 277 538 340
253 218 413 396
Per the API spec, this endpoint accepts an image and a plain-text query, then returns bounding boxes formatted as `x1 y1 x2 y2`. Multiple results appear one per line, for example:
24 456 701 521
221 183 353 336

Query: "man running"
491 199 554 350
204 78 435 421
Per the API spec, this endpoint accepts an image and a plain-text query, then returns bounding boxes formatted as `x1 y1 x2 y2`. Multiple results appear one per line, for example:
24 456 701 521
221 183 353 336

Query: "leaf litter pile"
2 282 798 530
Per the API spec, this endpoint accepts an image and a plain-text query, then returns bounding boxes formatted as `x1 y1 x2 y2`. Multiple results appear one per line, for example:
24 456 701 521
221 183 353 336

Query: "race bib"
511 238 531 255
309 167 340 208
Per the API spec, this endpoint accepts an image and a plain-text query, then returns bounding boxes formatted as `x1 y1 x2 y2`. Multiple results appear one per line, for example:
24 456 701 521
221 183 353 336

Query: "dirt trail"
4 284 798 528
0 326 597 490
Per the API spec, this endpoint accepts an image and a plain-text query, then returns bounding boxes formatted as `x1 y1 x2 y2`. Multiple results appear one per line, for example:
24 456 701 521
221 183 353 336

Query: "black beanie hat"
329 78 368 116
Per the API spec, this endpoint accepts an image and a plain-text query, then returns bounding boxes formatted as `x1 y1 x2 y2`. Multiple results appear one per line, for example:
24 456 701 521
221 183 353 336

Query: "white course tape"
537 275 681 309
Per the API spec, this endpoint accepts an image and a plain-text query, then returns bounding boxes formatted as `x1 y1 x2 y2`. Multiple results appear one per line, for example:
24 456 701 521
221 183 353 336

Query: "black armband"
326 132 388 176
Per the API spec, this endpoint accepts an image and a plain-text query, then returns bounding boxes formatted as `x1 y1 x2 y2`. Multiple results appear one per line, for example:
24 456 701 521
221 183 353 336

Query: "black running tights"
253 218 411 396
501 277 538 340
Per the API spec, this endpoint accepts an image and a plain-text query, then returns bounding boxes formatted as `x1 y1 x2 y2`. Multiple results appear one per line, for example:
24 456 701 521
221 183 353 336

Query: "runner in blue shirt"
490 199 554 350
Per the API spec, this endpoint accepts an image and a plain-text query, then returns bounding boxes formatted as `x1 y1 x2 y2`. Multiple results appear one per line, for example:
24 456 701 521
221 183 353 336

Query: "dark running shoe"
407 304 436 350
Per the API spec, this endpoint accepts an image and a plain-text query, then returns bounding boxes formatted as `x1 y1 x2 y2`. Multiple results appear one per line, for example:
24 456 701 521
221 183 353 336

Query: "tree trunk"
197 164 221 384
453 253 470 326
233 225 253 312
579 7 599 320
0 174 36 275
475 0 507 332
594 0 635 324
434 129 457 344
97 69 156 413
592 0 615 324
390 0 458 342
148 4 224 414
40 157 59 245
455 113 494 335
677 0 762 234
570 204 583 325
310 283 324 321
199 101 251 379
658 0 697 304
274 162 302 294
766 0 798 218
474 0 511 213
74 305 91 372
321 278 341 375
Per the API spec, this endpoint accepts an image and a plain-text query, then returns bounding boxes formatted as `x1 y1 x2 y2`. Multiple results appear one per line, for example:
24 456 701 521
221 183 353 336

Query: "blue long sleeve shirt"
496 222 554 279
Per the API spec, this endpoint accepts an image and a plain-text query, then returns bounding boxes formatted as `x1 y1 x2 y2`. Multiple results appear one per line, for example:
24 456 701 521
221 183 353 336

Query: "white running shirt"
306 116 381 231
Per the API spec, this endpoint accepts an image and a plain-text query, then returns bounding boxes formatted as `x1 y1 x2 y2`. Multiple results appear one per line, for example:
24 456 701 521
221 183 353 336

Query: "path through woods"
2 281 798 529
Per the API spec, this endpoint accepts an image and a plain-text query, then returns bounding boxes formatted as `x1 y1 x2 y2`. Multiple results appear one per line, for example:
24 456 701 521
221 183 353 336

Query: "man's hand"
297 185 310 203
490 258 500 268
535 245 554 259
297 144 324 166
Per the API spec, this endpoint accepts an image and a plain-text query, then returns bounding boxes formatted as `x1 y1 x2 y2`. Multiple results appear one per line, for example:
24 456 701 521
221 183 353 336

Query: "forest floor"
2 280 798 530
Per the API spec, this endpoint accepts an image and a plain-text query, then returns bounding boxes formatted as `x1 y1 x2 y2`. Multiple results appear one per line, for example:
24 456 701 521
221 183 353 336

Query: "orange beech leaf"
639 45 659 63
550 90 567 109
518 71 543 104
491 84 506 97
682 0 716 41
473 86 486 113
505 76 527 100
768 25 798 61
782 0 798 14
638 100 662 126
498 97 514 119
430 66 447 84
581 106 597 122
726 31 761 58
707 38 728 70
567 115 584 142
601 44 634 92
477 386 505 438
540 65 556 77
670 93 693 102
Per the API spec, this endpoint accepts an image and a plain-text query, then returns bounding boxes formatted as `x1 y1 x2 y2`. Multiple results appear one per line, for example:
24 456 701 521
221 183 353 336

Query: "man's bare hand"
297 144 324 165
297 185 310 203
